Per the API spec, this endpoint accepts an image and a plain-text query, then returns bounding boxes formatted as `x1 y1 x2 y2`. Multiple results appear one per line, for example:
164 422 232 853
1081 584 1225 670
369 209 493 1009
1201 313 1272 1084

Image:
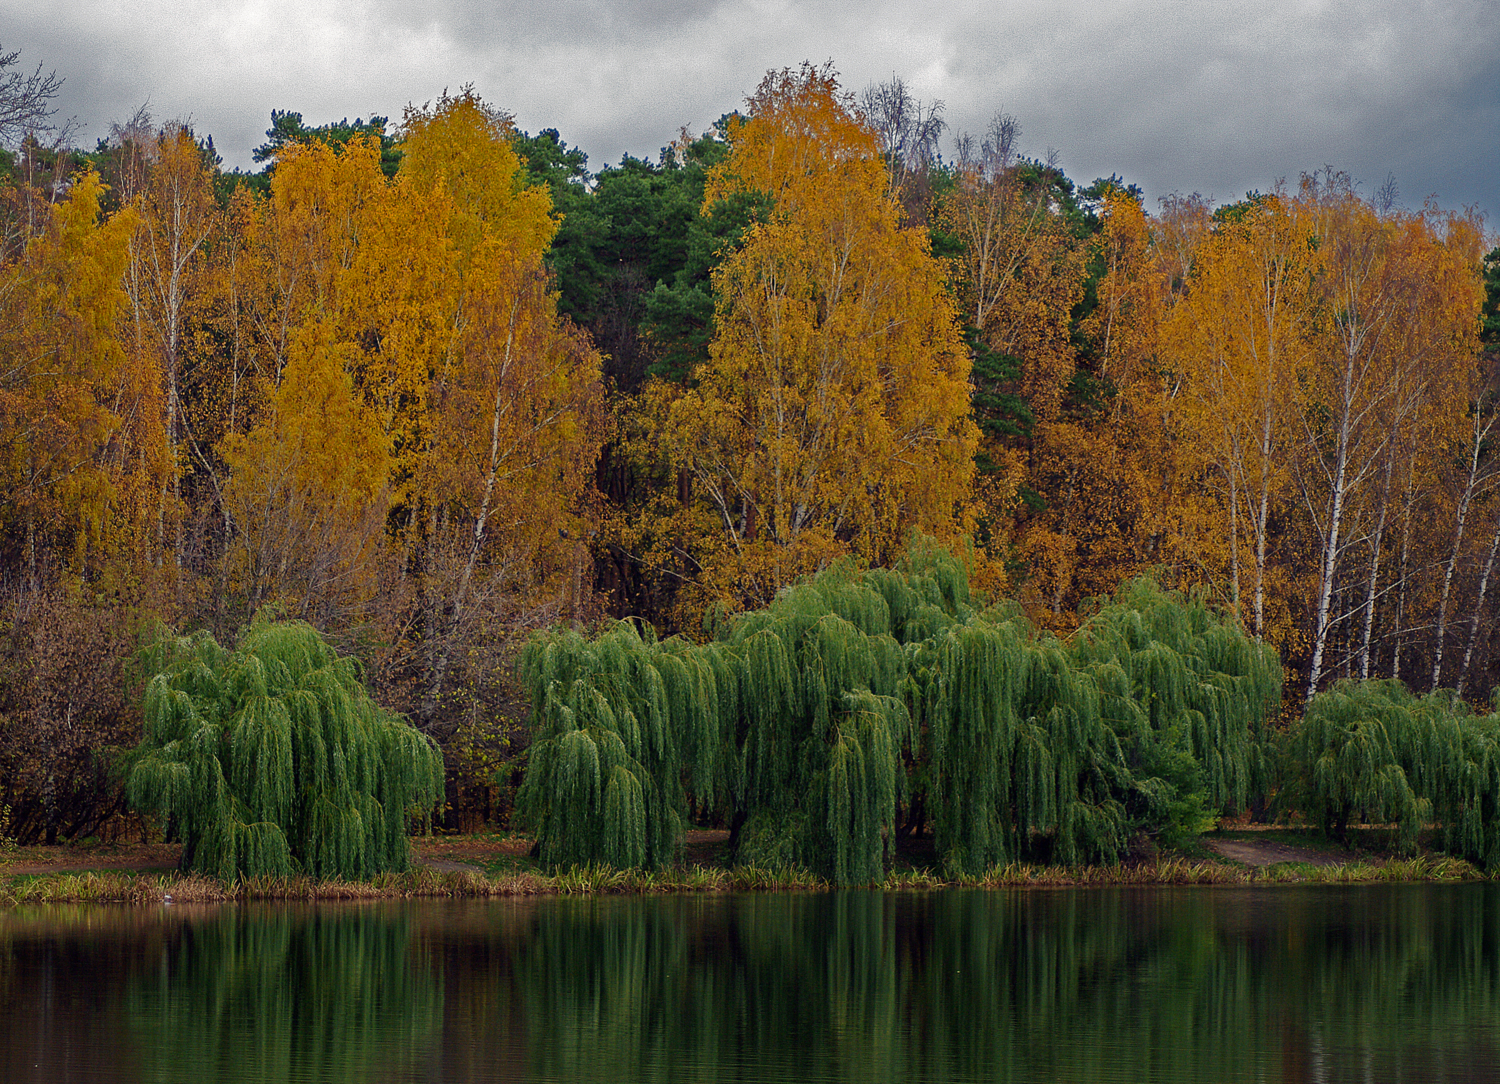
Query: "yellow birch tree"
122 125 220 569
0 171 158 580
1163 194 1318 648
663 64 976 612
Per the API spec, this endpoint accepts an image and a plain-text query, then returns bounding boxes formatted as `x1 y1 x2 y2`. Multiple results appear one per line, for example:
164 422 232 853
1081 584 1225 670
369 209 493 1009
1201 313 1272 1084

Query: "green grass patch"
2 833 1491 905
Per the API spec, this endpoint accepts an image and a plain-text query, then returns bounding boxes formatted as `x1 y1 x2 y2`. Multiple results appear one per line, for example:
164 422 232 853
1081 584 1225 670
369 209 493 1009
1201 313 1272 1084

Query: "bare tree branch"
0 46 64 147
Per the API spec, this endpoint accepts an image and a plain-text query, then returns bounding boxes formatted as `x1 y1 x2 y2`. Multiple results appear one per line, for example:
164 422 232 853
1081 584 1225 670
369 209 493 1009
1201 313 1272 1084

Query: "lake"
2 883 1498 1082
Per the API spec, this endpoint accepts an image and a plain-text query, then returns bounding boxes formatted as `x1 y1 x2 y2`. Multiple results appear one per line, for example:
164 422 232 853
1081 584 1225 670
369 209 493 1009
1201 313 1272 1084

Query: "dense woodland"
0 54 1497 851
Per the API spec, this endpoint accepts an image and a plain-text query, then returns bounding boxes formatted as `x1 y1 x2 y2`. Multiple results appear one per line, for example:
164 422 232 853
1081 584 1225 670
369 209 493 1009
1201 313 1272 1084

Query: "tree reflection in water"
1 884 1498 1083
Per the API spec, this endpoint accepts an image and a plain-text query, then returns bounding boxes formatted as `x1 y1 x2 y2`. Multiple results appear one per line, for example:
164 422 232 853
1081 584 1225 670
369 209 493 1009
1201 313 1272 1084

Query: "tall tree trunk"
1306 408 1352 700
1358 451 1396 679
1457 510 1500 699
1252 407 1275 640
419 298 521 731
1390 478 1415 681
1433 414 1486 690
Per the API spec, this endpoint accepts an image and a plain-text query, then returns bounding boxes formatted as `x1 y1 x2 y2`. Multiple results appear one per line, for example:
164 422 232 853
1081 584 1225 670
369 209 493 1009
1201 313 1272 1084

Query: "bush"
0 585 141 844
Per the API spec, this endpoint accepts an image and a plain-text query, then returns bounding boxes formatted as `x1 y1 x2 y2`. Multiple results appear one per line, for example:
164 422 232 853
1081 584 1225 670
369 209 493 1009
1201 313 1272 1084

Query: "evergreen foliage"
517 543 1286 883
125 620 444 881
1285 679 1500 865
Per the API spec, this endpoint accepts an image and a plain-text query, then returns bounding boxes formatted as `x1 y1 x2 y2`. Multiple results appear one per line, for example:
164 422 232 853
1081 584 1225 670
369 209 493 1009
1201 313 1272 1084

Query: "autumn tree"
936 117 1088 607
1296 175 1482 698
120 123 222 570
220 317 392 632
0 170 153 580
0 170 168 844
942 117 1084 429
1018 187 1178 620
659 64 976 615
373 91 606 730
1163 192 1317 647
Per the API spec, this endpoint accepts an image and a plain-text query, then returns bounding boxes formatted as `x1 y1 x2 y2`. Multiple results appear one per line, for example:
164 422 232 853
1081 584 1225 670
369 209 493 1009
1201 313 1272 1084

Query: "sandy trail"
1204 838 1343 867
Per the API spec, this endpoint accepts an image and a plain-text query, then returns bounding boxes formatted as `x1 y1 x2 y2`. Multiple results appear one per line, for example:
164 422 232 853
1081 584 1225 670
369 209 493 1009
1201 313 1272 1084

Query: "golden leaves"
663 64 976 610
219 89 604 642
0 169 147 572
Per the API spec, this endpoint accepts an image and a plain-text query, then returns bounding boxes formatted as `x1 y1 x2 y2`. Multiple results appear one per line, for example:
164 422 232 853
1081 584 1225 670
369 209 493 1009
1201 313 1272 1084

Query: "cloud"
2 0 1494 221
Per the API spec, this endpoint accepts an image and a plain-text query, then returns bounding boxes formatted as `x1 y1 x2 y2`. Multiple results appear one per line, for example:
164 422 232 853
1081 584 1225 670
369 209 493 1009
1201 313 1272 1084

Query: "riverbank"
0 827 1488 903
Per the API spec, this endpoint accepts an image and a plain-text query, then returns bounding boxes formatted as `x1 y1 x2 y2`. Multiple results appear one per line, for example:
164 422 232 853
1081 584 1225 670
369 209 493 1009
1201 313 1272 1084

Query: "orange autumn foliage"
657 64 976 615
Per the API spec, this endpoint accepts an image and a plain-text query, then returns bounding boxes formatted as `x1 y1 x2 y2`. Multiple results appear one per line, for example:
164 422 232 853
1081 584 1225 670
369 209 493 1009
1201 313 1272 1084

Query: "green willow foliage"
1286 679 1500 864
515 619 734 870
1072 579 1282 848
723 562 918 883
922 615 1128 873
125 621 444 881
921 578 1280 874
517 547 1283 882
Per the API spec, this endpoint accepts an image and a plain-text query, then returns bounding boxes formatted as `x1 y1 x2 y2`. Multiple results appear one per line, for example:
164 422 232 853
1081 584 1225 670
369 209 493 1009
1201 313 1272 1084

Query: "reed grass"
1 850 1488 905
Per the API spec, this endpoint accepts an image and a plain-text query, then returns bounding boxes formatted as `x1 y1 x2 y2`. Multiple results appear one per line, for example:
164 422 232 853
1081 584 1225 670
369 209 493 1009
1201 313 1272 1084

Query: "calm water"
3 884 1499 1082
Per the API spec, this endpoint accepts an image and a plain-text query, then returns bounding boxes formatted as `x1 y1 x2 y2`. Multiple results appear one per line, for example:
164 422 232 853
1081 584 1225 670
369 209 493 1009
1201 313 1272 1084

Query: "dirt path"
1204 838 1344 867
3 843 182 876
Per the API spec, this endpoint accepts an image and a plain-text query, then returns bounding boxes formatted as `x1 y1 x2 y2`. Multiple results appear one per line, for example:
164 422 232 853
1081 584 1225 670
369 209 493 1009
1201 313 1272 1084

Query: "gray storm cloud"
2 0 1495 220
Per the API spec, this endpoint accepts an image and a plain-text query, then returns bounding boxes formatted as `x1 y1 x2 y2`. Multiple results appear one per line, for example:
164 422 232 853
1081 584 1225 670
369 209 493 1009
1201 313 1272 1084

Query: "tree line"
519 545 1500 881
518 545 1282 881
0 54 1495 845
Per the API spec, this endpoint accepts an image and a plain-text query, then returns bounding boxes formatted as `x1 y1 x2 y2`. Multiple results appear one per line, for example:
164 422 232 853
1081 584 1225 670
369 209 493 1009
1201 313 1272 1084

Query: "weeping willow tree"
726 575 912 882
916 578 1280 875
515 545 1285 882
920 614 1130 875
1071 578 1282 845
514 619 737 870
516 547 968 883
125 620 444 881
725 543 1000 881
1284 679 1500 864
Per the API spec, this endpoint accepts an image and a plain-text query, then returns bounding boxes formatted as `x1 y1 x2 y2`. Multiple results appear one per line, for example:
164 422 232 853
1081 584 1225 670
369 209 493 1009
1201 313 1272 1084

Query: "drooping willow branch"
126 619 444 881
517 545 1284 882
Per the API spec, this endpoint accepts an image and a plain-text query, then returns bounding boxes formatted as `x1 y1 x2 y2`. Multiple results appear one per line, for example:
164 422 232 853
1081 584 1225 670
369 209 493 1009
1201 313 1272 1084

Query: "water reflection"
2 885 1498 1083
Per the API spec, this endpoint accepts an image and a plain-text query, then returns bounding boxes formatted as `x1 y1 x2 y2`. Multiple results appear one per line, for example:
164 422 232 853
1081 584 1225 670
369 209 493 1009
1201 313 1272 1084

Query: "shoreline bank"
0 852 1485 905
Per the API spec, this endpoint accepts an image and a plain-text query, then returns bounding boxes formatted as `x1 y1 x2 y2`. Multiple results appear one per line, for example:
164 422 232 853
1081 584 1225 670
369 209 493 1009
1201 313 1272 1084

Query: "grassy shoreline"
0 852 1487 905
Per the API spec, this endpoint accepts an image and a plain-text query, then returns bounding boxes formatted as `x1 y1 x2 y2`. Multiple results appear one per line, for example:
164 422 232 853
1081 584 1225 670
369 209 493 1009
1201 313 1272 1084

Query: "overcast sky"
6 0 1497 224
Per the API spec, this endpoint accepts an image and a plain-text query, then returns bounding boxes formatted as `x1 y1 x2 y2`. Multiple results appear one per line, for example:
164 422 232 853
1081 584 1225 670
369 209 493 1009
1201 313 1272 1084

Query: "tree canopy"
518 544 1281 881
126 619 444 880
0 59 1493 845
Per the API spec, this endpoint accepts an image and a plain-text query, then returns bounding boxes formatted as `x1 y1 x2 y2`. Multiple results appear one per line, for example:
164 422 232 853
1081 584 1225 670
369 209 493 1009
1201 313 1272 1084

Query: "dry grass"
0 866 556 905
0 850 1486 906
